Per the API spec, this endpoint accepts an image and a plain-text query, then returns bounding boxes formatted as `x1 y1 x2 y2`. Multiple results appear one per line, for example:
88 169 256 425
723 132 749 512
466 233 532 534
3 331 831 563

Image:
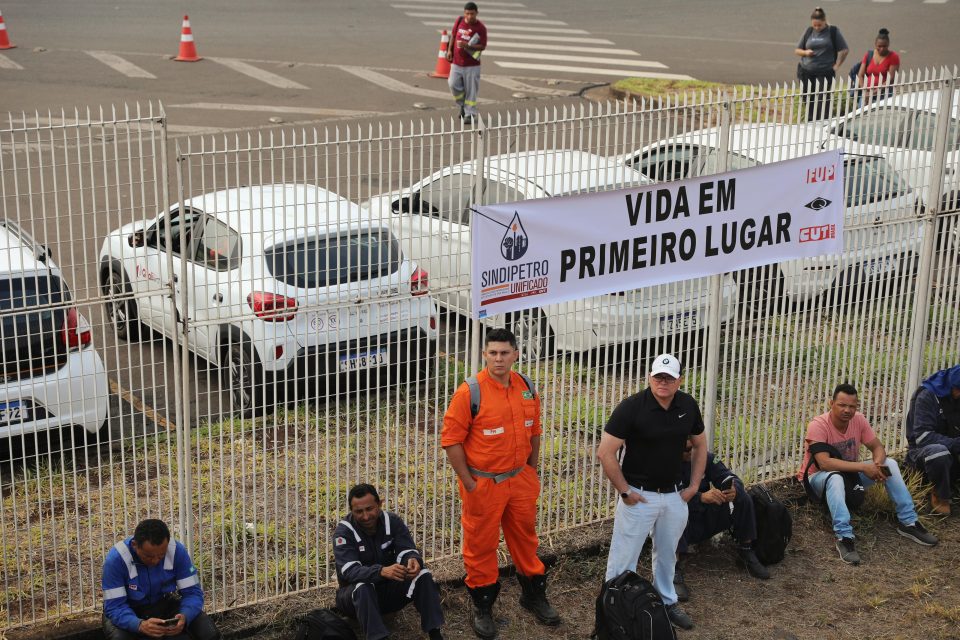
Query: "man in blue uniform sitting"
905 364 960 515
101 518 220 640
673 438 770 601
333 484 445 640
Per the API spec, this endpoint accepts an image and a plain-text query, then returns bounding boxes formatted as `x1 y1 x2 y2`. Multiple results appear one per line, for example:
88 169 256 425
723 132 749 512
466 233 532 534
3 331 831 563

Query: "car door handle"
212 293 223 303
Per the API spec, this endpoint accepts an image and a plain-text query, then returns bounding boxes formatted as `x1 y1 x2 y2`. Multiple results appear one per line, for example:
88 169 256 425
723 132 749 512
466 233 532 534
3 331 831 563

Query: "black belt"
632 483 682 494
468 466 524 484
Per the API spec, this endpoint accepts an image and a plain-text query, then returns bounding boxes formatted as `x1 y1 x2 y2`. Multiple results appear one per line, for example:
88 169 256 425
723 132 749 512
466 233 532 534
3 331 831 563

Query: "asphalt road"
1 0 958 437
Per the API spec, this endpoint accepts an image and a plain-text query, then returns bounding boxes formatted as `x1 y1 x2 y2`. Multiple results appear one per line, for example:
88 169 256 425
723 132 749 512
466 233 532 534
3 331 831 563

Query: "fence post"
701 94 734 447
469 118 488 375
169 138 193 551
904 73 956 420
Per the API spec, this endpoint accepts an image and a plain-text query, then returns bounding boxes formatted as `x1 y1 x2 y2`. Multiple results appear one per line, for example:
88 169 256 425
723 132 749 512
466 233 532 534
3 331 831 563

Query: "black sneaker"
462 115 474 125
736 547 771 580
836 537 861 565
897 521 939 546
673 563 690 602
666 603 694 630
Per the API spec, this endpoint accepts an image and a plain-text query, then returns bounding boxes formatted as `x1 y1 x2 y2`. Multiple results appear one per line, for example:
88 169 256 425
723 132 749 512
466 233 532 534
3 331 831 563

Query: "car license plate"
338 349 388 373
0 401 29 426
659 311 699 334
864 256 896 277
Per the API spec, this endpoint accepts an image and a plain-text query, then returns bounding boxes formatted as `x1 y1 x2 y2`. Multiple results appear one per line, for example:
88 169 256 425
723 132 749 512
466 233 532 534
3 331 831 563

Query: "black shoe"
666 603 694 630
517 574 561 625
459 105 465 119
736 546 771 580
673 563 690 602
836 537 861 565
462 115 474 125
897 521 939 546
428 629 444 640
467 583 500 639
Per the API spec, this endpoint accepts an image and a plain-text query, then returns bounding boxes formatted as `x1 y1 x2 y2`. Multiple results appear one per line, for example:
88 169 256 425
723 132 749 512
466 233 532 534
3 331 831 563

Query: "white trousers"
604 488 688 606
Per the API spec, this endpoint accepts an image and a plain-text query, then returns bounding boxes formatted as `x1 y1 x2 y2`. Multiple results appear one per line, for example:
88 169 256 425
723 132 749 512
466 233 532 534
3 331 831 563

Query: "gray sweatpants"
448 64 481 117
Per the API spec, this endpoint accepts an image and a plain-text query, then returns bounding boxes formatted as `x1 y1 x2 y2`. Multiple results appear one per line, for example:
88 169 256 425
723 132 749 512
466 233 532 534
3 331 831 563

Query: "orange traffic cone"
0 10 16 50
428 30 450 79
174 15 201 62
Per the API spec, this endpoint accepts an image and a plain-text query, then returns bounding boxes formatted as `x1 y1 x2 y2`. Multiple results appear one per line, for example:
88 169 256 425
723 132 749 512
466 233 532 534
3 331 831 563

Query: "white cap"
650 353 681 379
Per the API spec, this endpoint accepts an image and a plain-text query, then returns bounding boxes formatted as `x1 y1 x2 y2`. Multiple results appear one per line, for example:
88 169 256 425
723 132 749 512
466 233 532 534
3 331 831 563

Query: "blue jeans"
605 488 688 606
807 458 917 540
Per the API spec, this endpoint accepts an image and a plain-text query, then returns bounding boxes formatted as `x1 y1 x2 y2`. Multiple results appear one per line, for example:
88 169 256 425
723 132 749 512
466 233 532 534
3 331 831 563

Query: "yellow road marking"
109 378 176 431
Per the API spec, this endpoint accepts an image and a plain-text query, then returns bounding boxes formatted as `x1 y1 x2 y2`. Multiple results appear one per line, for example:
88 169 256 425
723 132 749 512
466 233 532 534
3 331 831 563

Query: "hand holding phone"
161 618 179 627
879 464 892 478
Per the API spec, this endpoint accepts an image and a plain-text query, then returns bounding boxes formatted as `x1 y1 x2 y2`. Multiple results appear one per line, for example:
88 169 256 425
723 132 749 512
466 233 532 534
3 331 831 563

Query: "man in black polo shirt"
597 353 707 631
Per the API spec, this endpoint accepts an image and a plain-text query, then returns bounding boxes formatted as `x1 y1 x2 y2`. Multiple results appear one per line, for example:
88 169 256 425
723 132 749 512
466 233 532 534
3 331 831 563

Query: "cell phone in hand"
879 465 892 477
721 477 735 489
161 618 179 627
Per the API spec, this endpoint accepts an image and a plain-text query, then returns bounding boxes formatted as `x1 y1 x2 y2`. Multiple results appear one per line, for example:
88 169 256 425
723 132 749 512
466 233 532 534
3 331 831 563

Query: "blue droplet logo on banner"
501 212 529 261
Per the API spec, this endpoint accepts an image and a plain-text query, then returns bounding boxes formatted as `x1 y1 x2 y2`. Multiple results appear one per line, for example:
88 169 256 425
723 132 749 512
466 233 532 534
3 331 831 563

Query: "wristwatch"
620 491 630 499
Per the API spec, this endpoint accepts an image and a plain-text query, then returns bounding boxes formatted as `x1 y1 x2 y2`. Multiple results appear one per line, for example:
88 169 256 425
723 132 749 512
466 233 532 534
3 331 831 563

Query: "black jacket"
333 511 424 588
681 452 743 514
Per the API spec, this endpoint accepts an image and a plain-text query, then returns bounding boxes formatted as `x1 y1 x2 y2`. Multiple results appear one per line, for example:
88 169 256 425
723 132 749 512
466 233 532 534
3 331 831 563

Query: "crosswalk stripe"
487 33 614 44
168 102 380 117
392 4 544 15
493 61 694 80
86 51 156 79
923 0 948 3
406 12 568 25
337 65 495 102
484 75 575 96
489 42 639 55
387 0 527 5
422 21 588 34
0 53 23 70
484 51 667 69
210 57 309 89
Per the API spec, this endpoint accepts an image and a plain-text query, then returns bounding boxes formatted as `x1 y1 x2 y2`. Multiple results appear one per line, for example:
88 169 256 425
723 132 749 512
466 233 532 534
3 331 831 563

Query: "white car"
99 184 438 416
0 219 108 445
816 89 960 214
365 150 739 358
623 123 923 307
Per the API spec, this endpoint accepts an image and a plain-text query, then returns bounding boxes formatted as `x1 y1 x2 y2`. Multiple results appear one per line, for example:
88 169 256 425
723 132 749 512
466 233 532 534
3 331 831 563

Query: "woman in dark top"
795 7 849 121
856 28 901 105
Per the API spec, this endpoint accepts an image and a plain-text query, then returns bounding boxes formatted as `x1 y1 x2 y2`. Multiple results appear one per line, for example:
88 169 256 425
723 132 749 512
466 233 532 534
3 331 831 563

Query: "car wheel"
224 339 267 417
735 266 785 315
508 309 555 362
102 266 140 341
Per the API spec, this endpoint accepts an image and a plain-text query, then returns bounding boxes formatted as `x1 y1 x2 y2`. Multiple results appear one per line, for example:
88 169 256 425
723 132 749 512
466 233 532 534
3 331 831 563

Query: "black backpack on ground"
592 571 677 640
748 483 793 565
802 442 867 512
293 609 356 640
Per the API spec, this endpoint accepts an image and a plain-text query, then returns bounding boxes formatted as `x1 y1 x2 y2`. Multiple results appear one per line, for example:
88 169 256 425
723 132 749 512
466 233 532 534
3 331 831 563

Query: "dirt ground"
219 479 960 640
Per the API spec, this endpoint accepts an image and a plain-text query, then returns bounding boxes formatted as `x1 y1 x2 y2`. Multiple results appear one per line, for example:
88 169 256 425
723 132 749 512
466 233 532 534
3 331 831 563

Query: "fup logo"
806 165 836 184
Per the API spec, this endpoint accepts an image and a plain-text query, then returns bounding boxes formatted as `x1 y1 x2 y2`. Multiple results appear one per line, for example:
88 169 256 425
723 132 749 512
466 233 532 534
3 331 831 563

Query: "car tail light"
410 268 429 296
247 291 298 322
430 315 437 330
61 308 92 349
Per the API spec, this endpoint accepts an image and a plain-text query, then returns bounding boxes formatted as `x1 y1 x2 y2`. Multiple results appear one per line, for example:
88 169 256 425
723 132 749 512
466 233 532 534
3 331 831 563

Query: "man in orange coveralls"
441 328 559 639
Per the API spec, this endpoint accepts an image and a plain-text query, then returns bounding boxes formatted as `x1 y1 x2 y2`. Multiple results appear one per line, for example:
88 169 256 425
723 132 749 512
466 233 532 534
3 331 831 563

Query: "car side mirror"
128 229 146 248
392 196 413 214
36 243 53 263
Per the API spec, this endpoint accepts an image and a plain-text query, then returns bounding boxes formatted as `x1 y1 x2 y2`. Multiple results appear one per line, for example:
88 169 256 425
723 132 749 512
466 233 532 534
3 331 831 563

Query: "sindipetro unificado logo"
501 212 529 261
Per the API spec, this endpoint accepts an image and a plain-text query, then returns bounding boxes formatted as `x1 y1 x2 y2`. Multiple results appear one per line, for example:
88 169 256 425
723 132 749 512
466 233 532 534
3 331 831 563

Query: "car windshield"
264 228 402 289
0 274 65 311
0 274 69 377
844 158 907 207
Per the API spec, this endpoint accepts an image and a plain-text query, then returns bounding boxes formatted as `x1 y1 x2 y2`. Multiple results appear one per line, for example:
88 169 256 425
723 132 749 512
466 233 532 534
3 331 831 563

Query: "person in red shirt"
445 2 486 125
856 28 900 105
441 328 559 639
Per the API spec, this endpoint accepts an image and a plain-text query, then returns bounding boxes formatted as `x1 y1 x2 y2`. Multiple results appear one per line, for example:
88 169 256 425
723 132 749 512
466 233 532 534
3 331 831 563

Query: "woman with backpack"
856 28 900 105
795 7 849 121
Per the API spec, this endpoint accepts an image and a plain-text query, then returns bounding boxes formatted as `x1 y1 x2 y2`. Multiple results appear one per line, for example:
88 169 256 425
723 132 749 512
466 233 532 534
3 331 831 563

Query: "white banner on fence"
471 150 845 319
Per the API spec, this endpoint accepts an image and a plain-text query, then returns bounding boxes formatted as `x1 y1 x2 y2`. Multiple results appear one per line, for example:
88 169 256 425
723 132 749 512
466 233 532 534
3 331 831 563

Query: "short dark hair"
464 2 478 10
810 6 826 20
133 519 171 546
484 328 517 349
832 383 858 399
348 483 381 508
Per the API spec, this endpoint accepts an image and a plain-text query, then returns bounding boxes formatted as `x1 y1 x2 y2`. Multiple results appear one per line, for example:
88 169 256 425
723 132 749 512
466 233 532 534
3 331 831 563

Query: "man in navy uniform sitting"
673 438 770 601
333 484 445 640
